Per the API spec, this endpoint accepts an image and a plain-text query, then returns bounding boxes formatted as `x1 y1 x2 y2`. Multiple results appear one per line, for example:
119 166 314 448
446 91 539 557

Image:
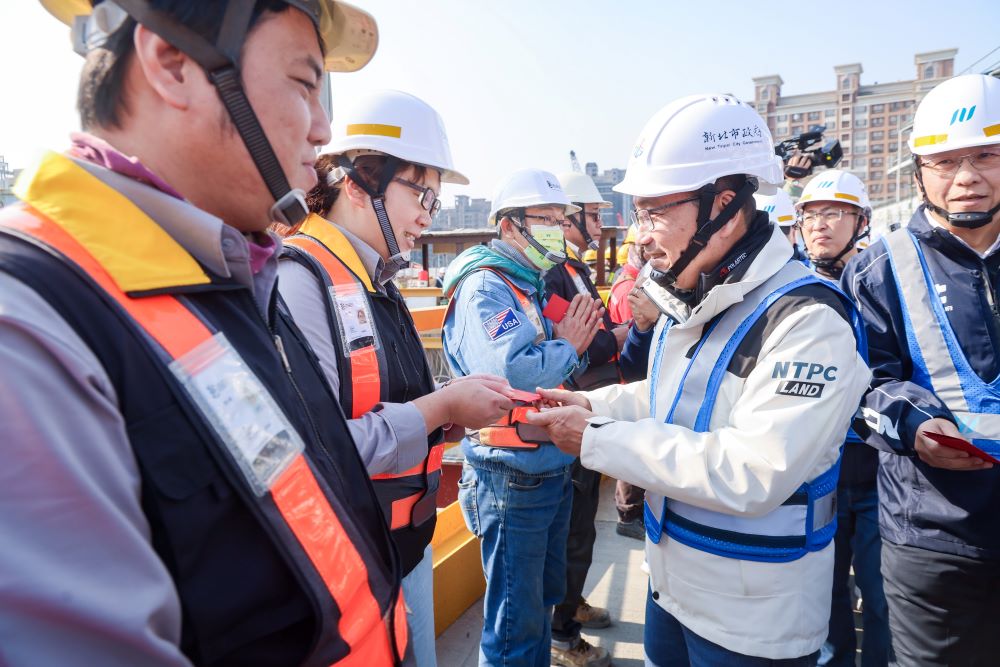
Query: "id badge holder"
170 333 305 497
329 282 380 355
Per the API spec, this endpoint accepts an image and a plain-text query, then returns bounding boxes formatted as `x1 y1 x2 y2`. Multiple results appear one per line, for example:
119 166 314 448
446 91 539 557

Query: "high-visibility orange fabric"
284 234 381 418
5 209 407 666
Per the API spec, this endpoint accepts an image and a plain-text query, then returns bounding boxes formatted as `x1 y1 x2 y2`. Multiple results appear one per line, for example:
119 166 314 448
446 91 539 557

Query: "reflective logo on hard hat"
949 106 977 125
816 180 835 188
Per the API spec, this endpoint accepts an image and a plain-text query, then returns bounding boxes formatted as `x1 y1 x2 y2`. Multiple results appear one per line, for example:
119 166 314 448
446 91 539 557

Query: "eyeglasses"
919 150 1000 177
393 177 441 218
523 213 573 229
799 209 861 228
629 195 701 232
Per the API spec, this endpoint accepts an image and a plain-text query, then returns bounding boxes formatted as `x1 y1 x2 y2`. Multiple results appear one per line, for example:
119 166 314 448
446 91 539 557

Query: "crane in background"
569 150 582 173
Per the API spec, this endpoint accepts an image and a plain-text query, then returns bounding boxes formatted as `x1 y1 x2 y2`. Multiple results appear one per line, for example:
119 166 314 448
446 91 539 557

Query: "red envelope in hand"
542 294 571 323
503 388 542 405
923 432 1000 464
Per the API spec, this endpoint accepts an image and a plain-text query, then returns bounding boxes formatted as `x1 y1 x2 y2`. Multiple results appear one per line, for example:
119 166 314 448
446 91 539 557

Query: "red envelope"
504 388 542 404
923 432 1000 464
542 294 571 323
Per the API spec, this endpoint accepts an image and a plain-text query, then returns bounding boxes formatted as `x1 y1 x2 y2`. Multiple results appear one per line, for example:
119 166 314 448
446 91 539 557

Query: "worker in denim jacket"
442 168 607 666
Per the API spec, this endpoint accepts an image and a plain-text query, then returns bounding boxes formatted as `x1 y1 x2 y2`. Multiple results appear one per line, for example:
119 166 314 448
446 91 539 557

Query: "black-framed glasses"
799 208 862 228
523 213 573 229
393 177 441 218
919 150 1000 176
629 195 701 232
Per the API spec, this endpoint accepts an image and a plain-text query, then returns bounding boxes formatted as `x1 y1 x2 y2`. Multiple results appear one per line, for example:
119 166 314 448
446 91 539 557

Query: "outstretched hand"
523 404 595 457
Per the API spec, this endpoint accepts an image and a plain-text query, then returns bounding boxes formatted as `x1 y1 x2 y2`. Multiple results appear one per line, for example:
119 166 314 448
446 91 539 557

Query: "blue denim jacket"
443 252 581 474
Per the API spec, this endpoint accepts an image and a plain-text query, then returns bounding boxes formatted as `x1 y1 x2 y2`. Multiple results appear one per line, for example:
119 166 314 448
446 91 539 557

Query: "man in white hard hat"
441 168 607 666
0 2 414 667
794 172 890 667
842 73 1000 665
543 172 628 666
525 95 871 665
756 189 809 263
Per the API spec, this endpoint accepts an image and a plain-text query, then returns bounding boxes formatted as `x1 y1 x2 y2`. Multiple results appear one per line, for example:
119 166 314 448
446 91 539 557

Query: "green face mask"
523 224 566 270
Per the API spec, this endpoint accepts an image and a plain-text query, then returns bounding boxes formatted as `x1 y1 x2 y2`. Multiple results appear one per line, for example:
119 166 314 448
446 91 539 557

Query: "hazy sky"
2 1 999 206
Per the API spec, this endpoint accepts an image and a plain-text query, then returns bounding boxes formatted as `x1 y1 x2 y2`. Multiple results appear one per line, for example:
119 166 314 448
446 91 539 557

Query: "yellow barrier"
431 500 484 636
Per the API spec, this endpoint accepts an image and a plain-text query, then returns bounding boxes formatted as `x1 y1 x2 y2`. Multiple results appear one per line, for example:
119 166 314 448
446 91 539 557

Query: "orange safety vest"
3 155 408 666
284 216 443 532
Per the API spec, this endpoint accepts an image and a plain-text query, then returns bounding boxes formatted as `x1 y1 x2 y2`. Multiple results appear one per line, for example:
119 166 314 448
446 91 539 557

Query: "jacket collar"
908 206 1000 261
668 223 794 329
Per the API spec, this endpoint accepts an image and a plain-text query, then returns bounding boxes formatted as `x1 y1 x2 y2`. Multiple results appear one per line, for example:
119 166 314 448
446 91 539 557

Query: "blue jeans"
402 545 436 667
458 461 572 667
645 588 820 666
819 483 890 667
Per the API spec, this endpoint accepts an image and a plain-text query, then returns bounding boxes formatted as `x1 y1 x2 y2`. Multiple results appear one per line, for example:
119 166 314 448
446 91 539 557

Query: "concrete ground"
435 474 867 666
436 475 648 666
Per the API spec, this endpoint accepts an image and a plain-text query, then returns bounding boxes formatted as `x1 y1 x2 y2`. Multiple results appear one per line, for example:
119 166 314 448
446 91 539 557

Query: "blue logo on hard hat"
950 106 977 125
764 204 775 212
817 180 835 188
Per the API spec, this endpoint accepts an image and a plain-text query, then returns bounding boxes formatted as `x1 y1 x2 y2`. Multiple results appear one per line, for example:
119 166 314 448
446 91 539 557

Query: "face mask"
522 224 566 270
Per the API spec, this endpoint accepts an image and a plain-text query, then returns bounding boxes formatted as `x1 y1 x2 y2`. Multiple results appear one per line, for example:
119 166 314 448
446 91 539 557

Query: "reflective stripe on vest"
644 260 865 563
284 219 441 531
883 229 1000 455
449 268 550 449
4 210 408 665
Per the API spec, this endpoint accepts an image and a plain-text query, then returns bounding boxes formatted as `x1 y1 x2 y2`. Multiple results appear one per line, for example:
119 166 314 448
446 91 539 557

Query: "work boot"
615 518 644 541
573 599 611 629
551 637 611 667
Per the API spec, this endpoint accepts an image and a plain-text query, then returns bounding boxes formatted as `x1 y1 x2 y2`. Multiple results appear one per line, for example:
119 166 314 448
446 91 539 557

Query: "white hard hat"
326 89 468 184
488 169 581 225
796 170 871 216
614 94 785 198
754 189 796 227
556 172 612 208
909 74 1000 156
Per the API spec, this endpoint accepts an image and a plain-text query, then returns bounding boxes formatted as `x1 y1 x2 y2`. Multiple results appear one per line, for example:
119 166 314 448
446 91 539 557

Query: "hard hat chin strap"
336 154 410 271
809 215 871 273
650 179 758 289
913 154 1000 229
569 207 600 251
509 210 566 265
113 0 309 225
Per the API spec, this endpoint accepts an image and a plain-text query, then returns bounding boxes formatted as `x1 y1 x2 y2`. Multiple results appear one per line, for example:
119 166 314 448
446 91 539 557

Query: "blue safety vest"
883 229 1000 456
644 260 866 563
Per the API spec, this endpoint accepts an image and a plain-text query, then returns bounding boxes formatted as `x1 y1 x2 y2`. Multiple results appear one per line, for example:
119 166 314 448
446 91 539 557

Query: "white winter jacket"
581 226 871 659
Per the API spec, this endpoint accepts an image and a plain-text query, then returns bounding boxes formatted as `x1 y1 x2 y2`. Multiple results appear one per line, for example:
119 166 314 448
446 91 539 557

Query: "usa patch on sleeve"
483 307 521 340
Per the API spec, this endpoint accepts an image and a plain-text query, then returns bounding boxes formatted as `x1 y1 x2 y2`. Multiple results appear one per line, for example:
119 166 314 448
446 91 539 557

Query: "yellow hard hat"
39 0 379 72
582 249 598 264
616 244 629 265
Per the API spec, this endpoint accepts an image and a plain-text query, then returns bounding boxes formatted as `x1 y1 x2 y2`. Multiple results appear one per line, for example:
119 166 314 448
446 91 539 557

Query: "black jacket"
842 208 1000 560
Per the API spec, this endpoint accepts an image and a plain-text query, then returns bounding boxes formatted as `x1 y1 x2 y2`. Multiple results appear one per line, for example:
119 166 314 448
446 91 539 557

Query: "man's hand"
523 405 595 457
628 288 660 332
536 386 592 410
915 418 994 471
612 324 629 351
784 152 812 180
552 294 604 355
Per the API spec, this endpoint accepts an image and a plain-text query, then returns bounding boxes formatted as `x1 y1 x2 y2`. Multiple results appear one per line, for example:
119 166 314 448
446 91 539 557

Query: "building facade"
753 49 957 204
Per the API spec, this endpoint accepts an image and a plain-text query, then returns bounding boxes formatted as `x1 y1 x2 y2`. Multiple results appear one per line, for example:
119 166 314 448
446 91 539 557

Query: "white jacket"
581 226 871 659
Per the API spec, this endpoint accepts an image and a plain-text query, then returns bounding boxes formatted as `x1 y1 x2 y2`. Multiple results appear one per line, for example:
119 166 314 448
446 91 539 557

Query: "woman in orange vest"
277 90 513 666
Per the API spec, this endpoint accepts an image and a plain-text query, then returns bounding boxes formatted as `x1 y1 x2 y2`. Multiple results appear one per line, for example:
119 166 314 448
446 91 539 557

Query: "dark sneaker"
551 637 611 667
616 518 645 541
573 599 611 629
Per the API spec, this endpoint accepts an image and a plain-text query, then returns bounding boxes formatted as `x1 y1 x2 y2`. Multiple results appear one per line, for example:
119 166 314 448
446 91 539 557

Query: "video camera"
774 125 843 179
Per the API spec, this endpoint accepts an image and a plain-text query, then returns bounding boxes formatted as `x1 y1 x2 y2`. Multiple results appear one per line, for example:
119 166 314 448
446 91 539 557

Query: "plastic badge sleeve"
922 431 1000 464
